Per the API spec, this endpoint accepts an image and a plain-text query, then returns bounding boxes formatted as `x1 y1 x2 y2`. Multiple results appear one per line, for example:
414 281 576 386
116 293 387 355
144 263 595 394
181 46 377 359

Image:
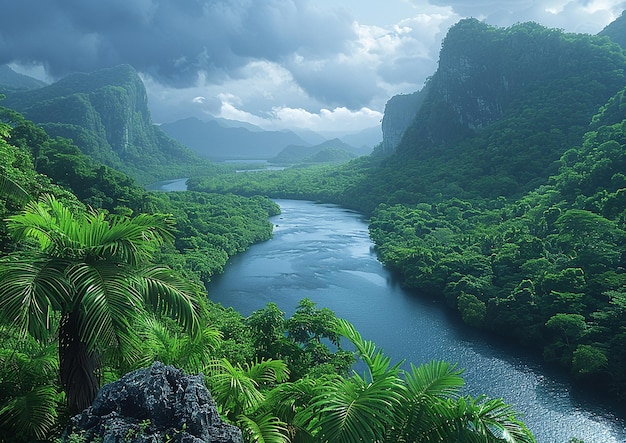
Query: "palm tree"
0 194 204 414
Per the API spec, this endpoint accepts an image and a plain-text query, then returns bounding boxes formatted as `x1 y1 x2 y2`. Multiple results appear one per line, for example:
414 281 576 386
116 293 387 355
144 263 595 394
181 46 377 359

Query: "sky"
1 0 625 135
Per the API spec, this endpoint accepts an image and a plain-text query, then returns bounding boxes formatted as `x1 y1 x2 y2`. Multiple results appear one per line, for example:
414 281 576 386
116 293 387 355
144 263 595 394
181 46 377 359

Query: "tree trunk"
59 311 100 415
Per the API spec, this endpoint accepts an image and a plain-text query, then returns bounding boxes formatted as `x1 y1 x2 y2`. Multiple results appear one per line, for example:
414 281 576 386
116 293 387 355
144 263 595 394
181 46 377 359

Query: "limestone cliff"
383 18 625 156
381 89 426 154
2 65 206 183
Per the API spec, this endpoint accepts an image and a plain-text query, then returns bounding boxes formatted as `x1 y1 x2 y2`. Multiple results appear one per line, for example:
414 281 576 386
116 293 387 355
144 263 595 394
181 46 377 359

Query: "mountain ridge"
1 64 211 184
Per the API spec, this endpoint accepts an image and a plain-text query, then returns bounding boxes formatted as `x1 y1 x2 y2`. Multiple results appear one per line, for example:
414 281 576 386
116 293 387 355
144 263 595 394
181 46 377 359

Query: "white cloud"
139 0 622 134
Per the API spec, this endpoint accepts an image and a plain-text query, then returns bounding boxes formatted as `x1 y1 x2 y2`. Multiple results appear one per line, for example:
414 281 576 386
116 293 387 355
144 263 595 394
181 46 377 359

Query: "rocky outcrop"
381 90 426 154
64 361 242 443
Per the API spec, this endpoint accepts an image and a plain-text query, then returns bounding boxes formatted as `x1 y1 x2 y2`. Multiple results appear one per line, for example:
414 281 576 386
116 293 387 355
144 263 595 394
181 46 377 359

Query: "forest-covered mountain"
0 64 212 183
0 65 47 91
361 19 626 209
270 137 358 164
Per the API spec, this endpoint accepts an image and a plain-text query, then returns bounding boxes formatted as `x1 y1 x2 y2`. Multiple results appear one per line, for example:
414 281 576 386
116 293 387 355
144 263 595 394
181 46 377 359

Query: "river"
205 199 626 443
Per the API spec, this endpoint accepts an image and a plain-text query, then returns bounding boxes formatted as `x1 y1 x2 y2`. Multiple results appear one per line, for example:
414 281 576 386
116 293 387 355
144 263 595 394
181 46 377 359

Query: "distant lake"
207 199 626 443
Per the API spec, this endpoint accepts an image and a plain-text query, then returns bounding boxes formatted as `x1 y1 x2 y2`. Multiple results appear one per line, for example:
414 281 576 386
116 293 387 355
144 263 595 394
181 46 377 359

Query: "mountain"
0 65 47 91
2 64 210 184
270 138 358 164
399 19 625 154
342 18 626 215
331 126 381 154
160 116 310 161
599 10 626 48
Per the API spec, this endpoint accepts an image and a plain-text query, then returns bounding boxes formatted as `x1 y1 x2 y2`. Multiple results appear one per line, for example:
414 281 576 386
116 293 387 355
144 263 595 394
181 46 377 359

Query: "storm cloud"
0 0 355 86
1 0 623 132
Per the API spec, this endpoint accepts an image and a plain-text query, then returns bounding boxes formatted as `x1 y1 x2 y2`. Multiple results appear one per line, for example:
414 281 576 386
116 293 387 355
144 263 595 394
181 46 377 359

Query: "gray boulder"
65 361 242 443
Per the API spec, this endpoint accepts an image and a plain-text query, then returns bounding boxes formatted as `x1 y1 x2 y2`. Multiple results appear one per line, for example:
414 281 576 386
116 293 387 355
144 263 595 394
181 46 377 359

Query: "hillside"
1 65 212 184
160 116 310 161
270 138 358 164
0 65 47 91
599 10 626 48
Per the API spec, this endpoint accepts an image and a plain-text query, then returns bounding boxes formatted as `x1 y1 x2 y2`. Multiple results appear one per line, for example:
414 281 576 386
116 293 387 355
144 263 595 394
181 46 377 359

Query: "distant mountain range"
159 116 378 161
0 63 380 170
270 138 358 164
159 117 310 161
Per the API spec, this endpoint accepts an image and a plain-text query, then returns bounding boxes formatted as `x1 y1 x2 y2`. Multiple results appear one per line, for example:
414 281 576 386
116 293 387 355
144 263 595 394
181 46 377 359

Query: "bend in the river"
207 199 626 443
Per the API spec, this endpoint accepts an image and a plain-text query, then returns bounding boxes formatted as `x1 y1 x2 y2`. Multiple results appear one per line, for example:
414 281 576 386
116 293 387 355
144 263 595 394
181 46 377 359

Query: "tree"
545 313 587 348
0 194 204 414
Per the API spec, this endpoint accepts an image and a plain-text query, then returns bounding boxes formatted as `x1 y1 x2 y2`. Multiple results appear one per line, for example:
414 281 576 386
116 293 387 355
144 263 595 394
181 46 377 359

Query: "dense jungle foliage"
188 21 626 401
0 105 536 442
3 16 626 443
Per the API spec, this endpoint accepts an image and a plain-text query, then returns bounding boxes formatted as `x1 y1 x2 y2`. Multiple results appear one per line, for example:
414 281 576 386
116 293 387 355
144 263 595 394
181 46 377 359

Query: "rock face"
381 90 426 155
391 18 625 154
65 361 243 443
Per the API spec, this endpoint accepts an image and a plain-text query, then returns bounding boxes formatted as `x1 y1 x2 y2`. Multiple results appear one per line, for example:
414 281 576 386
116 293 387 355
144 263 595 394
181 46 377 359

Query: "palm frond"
413 396 536 443
177 325 222 373
302 371 404 443
0 170 30 203
238 413 290 443
334 317 402 381
0 385 61 441
463 396 535 443
68 261 142 353
245 359 290 386
266 378 317 423
206 358 266 418
0 256 69 341
404 360 465 399
135 265 204 338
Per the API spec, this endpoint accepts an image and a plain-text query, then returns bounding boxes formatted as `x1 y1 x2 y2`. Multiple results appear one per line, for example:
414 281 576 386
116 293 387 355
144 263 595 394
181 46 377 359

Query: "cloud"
219 101 383 133
2 0 623 133
0 0 355 86
426 0 626 33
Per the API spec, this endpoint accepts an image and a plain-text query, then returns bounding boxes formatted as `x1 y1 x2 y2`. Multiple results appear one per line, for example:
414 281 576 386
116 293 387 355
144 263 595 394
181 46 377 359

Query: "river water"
206 199 626 443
